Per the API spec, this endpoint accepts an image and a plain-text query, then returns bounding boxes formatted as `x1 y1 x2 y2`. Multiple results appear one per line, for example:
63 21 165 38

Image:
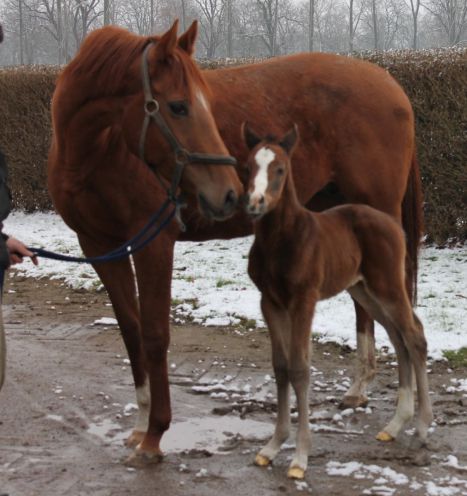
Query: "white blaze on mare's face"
252 146 276 199
196 87 209 110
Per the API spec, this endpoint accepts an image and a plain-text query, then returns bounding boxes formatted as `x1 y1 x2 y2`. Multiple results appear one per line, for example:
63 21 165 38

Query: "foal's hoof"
124 447 164 468
376 431 395 442
254 453 271 467
125 430 145 448
339 395 369 409
288 466 305 480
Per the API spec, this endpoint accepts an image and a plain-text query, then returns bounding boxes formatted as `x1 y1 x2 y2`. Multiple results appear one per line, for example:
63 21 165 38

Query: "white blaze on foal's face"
249 146 276 210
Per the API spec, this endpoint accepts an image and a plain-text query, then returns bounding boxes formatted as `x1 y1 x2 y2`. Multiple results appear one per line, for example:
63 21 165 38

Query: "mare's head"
107 21 241 220
242 123 299 220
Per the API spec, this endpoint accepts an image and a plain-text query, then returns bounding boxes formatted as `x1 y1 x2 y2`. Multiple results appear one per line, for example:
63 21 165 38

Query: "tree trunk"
57 0 63 64
349 0 354 51
104 0 110 26
371 0 378 50
227 0 233 57
181 0 187 31
309 0 314 51
19 0 24 64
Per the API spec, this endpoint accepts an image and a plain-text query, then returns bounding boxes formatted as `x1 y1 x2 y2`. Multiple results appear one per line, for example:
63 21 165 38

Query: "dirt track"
1 275 466 496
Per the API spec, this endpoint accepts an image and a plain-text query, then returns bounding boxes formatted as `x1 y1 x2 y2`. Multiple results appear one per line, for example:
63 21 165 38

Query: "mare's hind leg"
341 301 376 408
78 234 148 448
255 296 292 467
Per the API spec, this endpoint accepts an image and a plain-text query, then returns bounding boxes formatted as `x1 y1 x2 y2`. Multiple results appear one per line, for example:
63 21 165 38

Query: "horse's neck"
255 173 310 245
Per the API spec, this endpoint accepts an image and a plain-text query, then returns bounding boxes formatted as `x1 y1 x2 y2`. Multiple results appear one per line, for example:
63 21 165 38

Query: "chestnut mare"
48 20 423 464
243 124 431 480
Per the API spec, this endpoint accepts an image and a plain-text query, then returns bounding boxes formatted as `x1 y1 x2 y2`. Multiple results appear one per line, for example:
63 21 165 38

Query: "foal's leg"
348 284 415 440
255 296 292 467
78 234 148 447
287 296 316 480
374 298 432 442
341 301 376 408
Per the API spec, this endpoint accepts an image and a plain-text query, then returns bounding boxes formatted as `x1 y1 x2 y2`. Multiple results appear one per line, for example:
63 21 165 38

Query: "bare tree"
309 0 315 50
103 0 110 25
193 0 225 57
71 0 101 48
348 0 364 50
423 0 467 45
19 0 24 63
226 0 233 56
255 0 280 55
371 0 379 48
406 0 421 47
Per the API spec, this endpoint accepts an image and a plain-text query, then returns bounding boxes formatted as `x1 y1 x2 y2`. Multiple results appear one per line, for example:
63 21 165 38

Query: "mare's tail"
401 149 424 304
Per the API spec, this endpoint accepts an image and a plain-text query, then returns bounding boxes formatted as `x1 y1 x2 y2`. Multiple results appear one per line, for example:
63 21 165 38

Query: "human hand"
6 237 38 266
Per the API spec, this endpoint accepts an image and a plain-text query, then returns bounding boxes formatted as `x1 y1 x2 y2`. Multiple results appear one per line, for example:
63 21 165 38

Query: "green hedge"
0 48 465 243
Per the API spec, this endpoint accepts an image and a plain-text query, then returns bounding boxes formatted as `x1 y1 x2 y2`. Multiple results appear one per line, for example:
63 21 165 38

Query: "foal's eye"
168 101 189 117
277 167 285 176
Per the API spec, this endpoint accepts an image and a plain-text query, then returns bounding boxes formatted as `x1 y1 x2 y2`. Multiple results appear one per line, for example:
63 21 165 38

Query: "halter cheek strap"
138 42 237 229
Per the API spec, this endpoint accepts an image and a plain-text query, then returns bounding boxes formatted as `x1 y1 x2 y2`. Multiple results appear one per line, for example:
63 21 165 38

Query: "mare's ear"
242 122 262 150
279 123 299 155
178 21 198 55
155 19 179 61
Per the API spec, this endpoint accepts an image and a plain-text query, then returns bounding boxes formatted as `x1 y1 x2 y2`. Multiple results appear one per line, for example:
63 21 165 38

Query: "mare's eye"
168 101 189 117
277 167 285 176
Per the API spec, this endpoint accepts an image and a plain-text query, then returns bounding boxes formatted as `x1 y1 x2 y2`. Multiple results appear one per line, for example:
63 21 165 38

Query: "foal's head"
242 123 299 220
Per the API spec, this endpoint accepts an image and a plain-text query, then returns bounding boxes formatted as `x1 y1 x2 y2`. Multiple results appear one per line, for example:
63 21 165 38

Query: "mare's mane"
63 26 209 100
65 26 147 96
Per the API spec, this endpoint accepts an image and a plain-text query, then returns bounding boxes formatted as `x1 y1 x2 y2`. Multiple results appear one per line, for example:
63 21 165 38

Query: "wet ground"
1 275 466 496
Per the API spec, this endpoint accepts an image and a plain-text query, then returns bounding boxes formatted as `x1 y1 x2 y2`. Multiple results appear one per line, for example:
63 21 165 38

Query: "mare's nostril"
259 195 265 205
224 189 238 210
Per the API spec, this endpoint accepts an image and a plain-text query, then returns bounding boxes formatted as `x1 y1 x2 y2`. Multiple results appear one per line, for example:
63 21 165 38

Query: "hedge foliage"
0 48 465 243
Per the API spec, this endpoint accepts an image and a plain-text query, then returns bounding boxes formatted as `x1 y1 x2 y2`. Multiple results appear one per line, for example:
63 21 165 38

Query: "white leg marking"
134 382 151 432
383 386 414 438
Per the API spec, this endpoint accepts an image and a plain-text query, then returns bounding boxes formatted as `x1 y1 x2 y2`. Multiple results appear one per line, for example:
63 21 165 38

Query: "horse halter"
138 42 237 220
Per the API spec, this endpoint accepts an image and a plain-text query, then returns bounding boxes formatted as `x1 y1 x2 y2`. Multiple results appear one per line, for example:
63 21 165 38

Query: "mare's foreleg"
287 296 316 480
341 301 376 408
79 235 148 447
128 233 176 463
255 296 291 467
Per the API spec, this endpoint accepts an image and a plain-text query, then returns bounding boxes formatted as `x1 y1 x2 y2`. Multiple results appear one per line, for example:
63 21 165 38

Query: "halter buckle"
144 99 160 116
175 149 190 166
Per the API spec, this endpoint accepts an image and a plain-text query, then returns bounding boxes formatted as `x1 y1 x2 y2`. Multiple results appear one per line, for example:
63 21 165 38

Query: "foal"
243 123 432 480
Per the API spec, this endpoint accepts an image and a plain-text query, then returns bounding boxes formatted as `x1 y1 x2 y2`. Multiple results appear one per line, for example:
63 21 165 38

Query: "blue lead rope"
28 198 176 265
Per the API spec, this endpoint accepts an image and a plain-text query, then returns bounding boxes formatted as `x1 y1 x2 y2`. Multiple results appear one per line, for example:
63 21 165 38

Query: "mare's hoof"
254 453 271 467
376 431 395 442
125 430 145 448
339 395 369 409
124 447 164 467
288 466 305 479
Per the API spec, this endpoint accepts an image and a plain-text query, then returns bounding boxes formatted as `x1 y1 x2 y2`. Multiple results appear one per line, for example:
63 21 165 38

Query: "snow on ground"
4 211 467 359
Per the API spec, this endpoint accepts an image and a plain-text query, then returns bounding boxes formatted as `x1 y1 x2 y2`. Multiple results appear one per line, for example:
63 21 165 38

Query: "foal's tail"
401 149 424 304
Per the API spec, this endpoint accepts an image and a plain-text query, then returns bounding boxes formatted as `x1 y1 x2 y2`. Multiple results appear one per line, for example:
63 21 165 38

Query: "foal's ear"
155 19 179 60
279 124 299 155
242 122 262 150
178 21 198 55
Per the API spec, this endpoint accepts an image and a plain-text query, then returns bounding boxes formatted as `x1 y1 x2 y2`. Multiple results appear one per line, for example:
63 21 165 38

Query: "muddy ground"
0 275 466 496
